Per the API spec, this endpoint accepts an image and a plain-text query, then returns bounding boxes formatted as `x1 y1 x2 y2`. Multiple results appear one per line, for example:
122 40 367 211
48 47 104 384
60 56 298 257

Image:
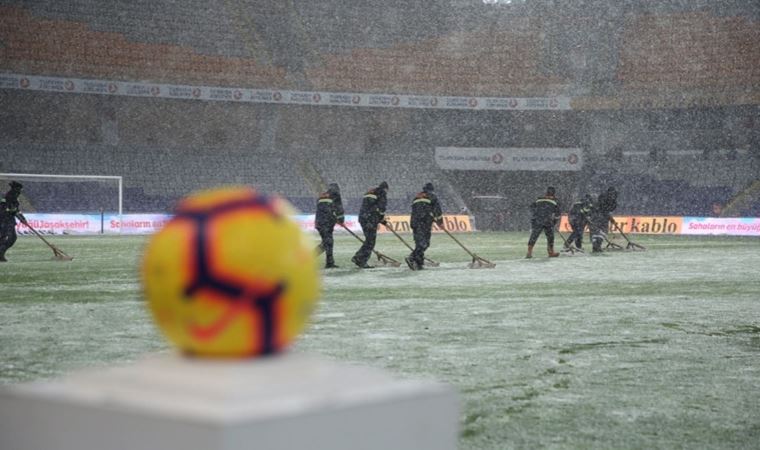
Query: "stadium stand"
618 12 760 89
1 1 758 223
306 26 567 97
0 4 287 88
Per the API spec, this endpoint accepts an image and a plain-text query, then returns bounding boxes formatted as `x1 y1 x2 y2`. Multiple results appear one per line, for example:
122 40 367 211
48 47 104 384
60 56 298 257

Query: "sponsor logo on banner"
0 75 18 89
168 86 194 98
125 84 152 96
382 215 473 233
407 96 437 108
445 97 470 108
250 90 273 102
17 215 97 234
525 98 550 109
435 147 583 171
368 95 394 106
83 81 111 94
328 93 354 105
558 215 683 234
298 215 362 233
108 214 173 234
289 92 314 103
209 88 235 100
39 78 66 91
484 98 512 109
681 217 760 236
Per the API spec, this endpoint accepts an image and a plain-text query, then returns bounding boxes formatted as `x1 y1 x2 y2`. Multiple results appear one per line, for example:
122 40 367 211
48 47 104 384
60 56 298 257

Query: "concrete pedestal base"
0 352 459 450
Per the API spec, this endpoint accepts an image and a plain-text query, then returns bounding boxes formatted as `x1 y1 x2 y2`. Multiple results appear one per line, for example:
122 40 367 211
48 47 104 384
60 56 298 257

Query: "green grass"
1 232 760 449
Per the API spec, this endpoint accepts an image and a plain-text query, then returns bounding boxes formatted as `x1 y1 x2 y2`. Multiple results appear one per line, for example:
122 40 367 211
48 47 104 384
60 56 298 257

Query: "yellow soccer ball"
142 186 320 358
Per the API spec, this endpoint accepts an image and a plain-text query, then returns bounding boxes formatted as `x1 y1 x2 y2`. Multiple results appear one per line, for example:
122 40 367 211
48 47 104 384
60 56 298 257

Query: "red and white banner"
0 73 572 111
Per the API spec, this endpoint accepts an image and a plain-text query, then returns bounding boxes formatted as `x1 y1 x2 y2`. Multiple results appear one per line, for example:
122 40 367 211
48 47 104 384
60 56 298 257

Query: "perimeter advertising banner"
16 214 175 235
15 213 760 237
681 217 760 236
559 215 684 234
435 147 583 171
559 215 684 235
381 215 474 233
0 73 572 111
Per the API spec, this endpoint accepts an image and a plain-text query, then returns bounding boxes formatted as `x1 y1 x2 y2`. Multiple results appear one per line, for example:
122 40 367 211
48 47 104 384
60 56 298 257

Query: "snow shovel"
339 223 401 267
557 230 583 255
440 227 495 269
384 223 440 267
611 221 646 251
22 220 73 261
603 231 625 250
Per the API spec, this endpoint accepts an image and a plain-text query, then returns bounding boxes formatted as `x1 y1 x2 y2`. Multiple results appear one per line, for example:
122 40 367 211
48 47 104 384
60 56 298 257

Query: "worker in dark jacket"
315 183 345 268
526 186 561 259
0 181 26 262
405 182 443 271
565 194 592 250
352 181 389 268
589 187 618 253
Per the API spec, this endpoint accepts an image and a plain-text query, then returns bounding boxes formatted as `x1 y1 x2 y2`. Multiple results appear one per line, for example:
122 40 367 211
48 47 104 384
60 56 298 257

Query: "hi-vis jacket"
530 195 560 226
359 187 387 226
411 191 443 227
315 190 344 228
569 200 591 224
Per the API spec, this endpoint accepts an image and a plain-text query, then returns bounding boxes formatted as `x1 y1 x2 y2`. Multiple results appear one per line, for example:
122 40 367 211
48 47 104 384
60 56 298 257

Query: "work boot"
548 246 560 257
405 255 417 271
325 260 339 269
525 245 534 259
351 256 373 269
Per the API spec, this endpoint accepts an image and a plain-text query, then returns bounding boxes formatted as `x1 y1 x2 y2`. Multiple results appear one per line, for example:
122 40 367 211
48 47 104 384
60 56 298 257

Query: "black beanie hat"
379 181 389 190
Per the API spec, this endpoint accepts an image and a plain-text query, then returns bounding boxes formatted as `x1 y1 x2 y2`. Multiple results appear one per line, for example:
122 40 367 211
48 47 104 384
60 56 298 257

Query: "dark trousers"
317 226 335 264
588 216 609 252
411 224 432 266
0 221 18 258
353 222 377 264
567 219 586 248
528 221 555 248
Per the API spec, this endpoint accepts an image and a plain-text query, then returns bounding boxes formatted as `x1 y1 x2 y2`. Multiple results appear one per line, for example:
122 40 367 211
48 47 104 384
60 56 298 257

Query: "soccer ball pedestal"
0 352 459 450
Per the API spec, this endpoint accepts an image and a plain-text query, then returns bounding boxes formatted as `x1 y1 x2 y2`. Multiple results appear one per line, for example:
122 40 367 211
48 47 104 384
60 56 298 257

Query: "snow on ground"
1 233 759 449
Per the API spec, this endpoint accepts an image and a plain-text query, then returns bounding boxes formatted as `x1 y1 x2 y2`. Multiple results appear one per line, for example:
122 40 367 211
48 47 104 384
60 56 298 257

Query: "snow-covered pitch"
1 232 758 449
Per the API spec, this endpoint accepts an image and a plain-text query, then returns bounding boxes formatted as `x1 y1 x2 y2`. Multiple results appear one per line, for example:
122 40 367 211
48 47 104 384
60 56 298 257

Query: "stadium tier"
1 1 758 220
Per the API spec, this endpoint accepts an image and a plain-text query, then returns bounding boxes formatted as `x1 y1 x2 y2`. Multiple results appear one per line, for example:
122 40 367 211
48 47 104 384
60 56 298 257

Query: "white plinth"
0 352 459 450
